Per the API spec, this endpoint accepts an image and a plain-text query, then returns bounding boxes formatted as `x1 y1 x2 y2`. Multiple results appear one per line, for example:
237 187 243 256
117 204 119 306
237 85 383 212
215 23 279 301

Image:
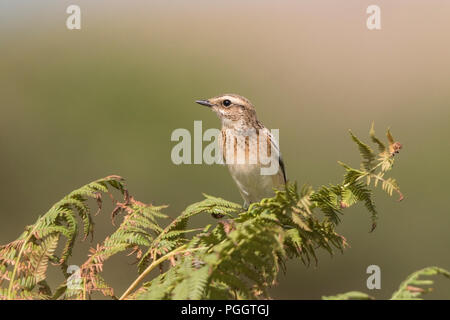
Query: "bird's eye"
223 99 231 107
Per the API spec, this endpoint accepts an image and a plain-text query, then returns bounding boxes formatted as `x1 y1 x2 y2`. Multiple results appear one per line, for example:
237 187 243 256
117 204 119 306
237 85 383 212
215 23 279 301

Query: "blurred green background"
1 0 449 299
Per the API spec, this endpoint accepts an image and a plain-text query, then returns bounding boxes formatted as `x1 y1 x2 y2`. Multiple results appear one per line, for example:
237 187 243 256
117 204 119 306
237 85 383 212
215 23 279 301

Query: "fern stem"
119 245 207 300
7 219 42 299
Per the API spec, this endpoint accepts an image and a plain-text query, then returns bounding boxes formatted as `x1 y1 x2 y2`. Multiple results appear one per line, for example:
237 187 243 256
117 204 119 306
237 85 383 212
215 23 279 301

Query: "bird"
196 94 286 208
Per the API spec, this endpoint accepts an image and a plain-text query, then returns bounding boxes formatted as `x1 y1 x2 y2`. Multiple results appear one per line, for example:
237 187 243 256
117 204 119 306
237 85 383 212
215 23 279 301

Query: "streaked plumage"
196 94 286 207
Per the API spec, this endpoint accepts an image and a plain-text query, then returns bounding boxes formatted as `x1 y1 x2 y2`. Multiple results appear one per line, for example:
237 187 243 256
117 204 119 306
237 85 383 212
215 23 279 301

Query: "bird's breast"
219 127 284 204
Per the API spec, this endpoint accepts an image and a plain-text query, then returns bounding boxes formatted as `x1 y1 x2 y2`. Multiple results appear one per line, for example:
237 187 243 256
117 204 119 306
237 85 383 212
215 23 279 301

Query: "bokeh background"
1 0 449 299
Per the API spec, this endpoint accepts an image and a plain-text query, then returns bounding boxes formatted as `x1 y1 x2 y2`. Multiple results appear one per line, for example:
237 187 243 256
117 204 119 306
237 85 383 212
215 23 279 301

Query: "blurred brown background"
1 0 449 299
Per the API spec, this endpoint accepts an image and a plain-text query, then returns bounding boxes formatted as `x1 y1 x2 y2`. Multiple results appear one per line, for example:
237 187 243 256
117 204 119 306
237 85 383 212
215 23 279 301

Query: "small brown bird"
196 94 286 207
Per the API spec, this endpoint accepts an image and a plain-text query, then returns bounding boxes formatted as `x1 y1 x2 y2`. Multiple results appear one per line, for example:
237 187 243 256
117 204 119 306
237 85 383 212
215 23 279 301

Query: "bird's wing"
262 128 287 183
278 153 287 183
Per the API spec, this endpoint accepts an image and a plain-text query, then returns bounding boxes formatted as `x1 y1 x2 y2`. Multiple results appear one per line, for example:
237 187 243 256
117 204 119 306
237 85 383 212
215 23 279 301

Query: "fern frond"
349 130 376 170
369 122 386 153
322 291 373 300
347 182 377 231
0 175 128 300
391 267 450 300
30 234 59 283
324 266 450 300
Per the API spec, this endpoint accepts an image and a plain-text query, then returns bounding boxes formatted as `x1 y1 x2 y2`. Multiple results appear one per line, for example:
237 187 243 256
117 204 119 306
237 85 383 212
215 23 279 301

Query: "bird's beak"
195 99 213 107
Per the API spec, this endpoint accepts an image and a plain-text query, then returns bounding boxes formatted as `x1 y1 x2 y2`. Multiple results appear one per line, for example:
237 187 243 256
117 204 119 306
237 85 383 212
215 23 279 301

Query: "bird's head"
196 94 258 128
